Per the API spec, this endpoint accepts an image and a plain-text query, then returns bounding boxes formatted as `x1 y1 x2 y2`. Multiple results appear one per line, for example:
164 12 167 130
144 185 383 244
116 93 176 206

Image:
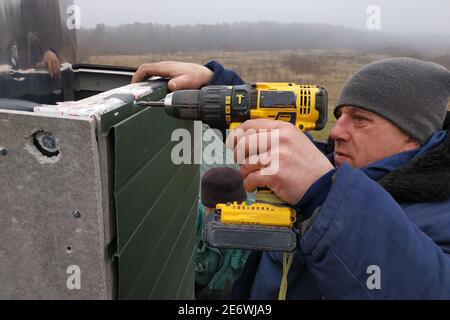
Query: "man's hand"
227 119 334 205
36 50 61 80
132 61 213 91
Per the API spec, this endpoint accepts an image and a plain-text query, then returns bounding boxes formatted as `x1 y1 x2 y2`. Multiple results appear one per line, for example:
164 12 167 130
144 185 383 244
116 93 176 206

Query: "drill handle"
255 188 287 206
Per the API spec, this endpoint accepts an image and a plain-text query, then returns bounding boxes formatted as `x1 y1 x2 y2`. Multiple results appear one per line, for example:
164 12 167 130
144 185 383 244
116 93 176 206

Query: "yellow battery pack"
217 202 296 227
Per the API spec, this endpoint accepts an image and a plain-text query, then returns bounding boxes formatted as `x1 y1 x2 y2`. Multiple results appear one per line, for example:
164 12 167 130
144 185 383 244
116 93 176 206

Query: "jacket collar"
376 130 450 202
362 130 448 181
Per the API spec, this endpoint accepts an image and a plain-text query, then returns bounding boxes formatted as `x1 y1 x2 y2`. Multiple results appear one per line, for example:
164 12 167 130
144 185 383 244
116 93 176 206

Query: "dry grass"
82 49 450 142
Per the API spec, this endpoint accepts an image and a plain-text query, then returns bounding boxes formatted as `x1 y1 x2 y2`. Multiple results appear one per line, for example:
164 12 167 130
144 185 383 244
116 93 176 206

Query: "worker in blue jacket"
132 58 450 299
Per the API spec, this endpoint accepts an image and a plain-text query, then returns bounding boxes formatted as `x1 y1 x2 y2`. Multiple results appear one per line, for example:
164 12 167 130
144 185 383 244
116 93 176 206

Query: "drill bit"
133 100 166 108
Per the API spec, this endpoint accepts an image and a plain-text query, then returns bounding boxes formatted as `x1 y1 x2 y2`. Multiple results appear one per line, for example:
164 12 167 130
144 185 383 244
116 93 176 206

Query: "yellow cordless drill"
136 82 328 252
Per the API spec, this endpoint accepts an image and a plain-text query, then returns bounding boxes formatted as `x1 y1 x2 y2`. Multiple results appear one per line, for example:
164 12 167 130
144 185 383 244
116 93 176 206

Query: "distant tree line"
77 21 450 58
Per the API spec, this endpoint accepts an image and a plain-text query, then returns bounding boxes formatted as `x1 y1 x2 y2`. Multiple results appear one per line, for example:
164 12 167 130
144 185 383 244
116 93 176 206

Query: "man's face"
330 106 420 168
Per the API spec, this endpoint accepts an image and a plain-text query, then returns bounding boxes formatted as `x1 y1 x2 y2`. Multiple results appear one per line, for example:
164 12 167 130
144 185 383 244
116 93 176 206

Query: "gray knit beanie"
335 57 450 143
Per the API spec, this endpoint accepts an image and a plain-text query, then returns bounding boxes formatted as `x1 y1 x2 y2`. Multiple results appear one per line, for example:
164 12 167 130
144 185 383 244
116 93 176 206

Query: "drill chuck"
164 85 252 128
164 91 201 120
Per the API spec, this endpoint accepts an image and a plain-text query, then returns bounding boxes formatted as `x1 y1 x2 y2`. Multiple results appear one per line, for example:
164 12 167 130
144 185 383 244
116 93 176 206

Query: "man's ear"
404 135 421 150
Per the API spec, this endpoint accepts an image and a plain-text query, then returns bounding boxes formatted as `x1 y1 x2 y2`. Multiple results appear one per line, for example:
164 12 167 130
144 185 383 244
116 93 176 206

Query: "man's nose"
330 115 351 142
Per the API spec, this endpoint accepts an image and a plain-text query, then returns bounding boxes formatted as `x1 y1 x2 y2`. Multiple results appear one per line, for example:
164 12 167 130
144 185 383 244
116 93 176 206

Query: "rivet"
72 210 81 218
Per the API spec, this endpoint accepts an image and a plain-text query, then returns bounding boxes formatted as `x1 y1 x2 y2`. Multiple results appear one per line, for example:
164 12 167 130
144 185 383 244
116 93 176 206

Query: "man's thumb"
168 79 178 92
168 75 196 91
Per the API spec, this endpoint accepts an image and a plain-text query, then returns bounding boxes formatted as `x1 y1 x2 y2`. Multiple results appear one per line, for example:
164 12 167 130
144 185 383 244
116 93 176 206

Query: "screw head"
0 148 7 156
42 135 56 149
72 210 81 218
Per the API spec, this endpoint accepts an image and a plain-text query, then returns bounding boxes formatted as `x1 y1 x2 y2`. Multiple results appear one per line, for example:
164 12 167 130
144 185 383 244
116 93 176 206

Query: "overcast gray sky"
74 0 450 34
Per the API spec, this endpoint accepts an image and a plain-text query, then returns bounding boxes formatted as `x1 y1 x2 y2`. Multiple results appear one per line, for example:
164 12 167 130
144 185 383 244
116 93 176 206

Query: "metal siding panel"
177 263 196 300
175 249 196 300
119 166 198 299
115 141 179 250
150 197 199 299
114 107 182 189
112 81 199 300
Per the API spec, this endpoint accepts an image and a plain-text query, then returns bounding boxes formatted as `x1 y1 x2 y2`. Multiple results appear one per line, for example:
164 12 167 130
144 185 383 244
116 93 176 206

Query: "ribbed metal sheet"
113 89 199 300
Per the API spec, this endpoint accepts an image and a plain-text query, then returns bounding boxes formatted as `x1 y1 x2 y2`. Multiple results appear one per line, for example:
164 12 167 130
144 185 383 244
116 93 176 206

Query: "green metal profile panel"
119 167 198 299
149 199 198 299
115 140 179 249
114 104 199 300
114 108 183 189
114 109 187 248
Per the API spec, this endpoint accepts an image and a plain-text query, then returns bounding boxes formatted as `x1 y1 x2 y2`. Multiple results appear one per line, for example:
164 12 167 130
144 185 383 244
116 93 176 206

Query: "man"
133 58 450 299
196 167 250 299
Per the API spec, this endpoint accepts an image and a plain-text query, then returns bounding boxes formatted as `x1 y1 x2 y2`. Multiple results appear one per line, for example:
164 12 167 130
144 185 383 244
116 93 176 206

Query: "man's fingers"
243 170 269 193
131 61 213 89
132 66 153 83
240 152 272 180
132 62 175 83
131 70 141 83
239 119 287 132
167 79 178 92
232 130 275 163
234 132 259 163
226 119 285 150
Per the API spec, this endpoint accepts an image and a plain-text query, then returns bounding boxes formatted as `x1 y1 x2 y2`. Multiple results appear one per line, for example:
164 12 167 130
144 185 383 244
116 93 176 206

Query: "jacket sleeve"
299 163 450 299
205 61 245 86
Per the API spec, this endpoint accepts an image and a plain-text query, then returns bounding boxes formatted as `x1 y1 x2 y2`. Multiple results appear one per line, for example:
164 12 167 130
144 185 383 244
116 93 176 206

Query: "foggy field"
82 49 450 141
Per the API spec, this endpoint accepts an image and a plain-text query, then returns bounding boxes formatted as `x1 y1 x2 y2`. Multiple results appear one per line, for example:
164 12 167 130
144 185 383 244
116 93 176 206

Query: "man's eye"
353 115 368 122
